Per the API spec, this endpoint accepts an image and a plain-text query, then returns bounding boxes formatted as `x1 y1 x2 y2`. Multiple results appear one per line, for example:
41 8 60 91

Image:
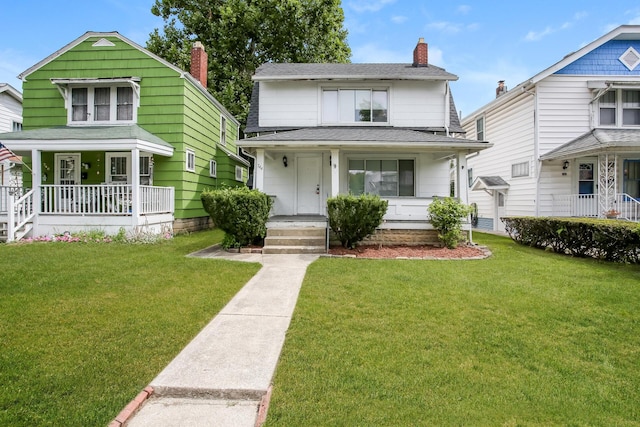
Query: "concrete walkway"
118 248 320 427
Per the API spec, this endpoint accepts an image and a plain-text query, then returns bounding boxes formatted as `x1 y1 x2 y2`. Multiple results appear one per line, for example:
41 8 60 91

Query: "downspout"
522 84 539 216
444 81 450 136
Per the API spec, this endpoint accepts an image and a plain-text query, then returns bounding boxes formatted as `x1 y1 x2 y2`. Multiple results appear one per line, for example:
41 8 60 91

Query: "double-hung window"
220 116 227 146
348 159 414 197
599 89 640 127
476 116 485 140
323 89 388 124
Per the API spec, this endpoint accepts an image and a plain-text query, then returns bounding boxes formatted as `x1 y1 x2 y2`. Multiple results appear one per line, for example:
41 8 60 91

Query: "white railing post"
7 191 15 242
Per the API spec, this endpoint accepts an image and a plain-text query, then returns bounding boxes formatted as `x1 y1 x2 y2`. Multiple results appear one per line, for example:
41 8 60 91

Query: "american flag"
0 142 16 162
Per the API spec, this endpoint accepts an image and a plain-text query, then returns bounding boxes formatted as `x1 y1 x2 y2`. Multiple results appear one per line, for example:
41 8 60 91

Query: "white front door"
296 156 322 214
54 153 81 210
496 191 506 232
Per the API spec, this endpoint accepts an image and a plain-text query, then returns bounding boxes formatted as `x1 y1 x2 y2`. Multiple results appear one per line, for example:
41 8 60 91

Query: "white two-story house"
462 25 640 232
238 38 490 247
0 84 23 187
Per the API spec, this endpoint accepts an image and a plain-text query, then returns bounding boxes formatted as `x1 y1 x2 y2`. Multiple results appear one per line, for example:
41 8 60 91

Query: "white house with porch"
462 25 640 232
239 38 491 252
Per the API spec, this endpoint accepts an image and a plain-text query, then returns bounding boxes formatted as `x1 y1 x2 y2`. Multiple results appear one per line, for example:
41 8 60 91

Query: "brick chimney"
413 37 428 67
191 41 208 88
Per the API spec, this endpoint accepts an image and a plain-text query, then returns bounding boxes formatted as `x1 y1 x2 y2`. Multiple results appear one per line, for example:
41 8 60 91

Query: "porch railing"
551 193 639 221
40 184 174 215
0 186 28 213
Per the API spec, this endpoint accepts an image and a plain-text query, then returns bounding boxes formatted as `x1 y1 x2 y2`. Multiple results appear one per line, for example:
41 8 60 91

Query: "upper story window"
220 116 227 146
52 78 140 126
599 89 640 127
476 116 484 140
322 89 388 124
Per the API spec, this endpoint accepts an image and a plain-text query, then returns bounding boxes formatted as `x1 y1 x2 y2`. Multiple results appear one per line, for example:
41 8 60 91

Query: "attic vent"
619 46 640 71
92 38 116 47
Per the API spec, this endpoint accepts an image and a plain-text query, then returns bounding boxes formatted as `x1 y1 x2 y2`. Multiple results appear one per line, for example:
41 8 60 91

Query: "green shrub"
201 187 273 248
327 194 388 248
503 216 640 263
427 197 472 249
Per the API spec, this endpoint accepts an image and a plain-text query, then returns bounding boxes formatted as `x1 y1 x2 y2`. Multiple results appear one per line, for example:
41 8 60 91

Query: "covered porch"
0 125 175 241
541 128 640 222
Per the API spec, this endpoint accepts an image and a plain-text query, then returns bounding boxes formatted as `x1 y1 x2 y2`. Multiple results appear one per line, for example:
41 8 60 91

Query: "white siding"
257 80 448 128
258 82 318 128
463 92 537 226
0 91 22 132
536 76 592 155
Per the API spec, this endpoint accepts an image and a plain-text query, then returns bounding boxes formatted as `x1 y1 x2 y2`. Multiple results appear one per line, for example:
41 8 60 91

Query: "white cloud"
457 5 471 14
427 21 463 34
524 10 587 42
348 0 396 13
391 15 408 24
525 26 554 41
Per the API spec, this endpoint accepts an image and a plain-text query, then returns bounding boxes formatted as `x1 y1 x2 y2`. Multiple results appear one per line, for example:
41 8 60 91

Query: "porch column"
131 149 140 221
331 148 340 196
456 151 469 205
598 154 616 216
31 149 42 233
255 149 265 191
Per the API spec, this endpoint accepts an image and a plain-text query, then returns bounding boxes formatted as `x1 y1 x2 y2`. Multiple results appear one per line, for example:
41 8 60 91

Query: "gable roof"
0 83 22 103
463 25 640 120
471 176 510 191
253 62 458 82
18 31 239 127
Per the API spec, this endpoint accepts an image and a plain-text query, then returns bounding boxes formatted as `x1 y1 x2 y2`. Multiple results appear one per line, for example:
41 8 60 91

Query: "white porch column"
131 148 140 221
31 149 42 234
456 151 469 205
331 148 340 196
598 154 616 216
255 149 265 191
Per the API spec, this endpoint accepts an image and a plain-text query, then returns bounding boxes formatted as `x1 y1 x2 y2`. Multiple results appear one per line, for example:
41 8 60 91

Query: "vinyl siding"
259 82 318 128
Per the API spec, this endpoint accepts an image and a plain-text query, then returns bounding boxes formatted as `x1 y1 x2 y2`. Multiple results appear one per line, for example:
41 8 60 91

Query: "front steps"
262 227 327 254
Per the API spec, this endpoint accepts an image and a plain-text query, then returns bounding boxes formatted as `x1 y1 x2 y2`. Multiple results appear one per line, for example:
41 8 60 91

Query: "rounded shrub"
201 186 273 248
327 194 388 249
427 197 472 249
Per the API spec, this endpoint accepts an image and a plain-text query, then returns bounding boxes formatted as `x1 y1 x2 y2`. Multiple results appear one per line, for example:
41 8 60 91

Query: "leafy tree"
147 0 351 126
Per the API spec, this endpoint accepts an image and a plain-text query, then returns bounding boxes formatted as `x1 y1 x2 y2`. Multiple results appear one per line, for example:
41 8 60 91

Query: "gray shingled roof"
471 176 510 191
238 127 488 149
253 63 458 81
540 128 640 160
0 125 173 148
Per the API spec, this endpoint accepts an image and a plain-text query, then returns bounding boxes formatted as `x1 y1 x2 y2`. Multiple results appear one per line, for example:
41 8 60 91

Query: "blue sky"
1 0 640 118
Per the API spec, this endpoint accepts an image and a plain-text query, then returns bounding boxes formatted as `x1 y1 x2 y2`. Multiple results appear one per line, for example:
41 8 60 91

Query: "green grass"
266 233 640 426
0 230 261 426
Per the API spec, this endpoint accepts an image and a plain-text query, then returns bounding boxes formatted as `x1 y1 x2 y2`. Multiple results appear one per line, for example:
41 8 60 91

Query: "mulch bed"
327 244 489 259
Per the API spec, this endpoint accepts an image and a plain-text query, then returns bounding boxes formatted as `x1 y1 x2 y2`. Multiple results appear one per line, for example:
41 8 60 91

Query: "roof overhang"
0 84 23 103
540 128 640 161
471 176 510 191
218 144 250 166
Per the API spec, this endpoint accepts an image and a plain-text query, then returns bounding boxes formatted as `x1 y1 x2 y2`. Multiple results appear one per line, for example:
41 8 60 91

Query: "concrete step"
261 245 326 254
266 227 326 237
264 235 325 247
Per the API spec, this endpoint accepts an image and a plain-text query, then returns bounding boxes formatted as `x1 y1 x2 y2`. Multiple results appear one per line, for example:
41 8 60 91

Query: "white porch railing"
40 184 174 215
551 193 640 221
0 186 36 242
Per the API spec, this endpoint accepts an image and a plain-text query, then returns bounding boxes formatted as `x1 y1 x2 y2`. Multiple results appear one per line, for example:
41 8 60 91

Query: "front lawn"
266 233 640 425
0 230 261 426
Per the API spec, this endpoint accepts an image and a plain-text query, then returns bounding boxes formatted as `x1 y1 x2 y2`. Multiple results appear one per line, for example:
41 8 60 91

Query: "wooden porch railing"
40 184 174 215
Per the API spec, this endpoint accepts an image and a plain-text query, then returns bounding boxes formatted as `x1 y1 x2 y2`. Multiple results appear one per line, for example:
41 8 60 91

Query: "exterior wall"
0 90 22 186
257 80 448 128
20 34 244 222
462 92 536 228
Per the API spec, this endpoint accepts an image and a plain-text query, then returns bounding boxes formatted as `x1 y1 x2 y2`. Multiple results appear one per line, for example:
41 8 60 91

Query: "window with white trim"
67 85 136 125
476 116 484 140
186 149 195 172
348 159 415 197
599 89 640 127
209 159 217 177
322 88 388 124
511 161 530 178
235 165 243 181
220 116 227 146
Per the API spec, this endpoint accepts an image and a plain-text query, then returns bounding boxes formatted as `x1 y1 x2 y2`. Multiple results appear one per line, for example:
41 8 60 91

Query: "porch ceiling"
540 128 640 160
238 127 491 152
0 125 174 157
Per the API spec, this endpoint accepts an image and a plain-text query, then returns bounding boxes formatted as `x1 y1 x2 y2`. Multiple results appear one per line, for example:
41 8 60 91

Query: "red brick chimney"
413 37 428 67
191 41 208 88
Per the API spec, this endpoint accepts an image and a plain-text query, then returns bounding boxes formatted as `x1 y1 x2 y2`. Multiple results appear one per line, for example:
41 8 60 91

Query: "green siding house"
0 32 248 241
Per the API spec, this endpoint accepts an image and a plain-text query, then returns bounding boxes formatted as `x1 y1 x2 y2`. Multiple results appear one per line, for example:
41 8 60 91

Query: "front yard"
1 231 639 425
266 233 640 425
0 230 261 426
